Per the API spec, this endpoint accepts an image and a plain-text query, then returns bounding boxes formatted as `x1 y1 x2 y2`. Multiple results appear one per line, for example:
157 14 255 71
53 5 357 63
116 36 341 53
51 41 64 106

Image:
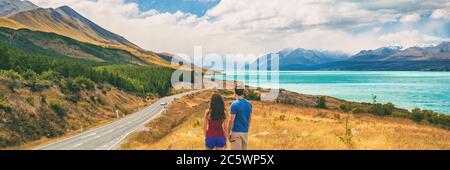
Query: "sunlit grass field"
121 90 450 150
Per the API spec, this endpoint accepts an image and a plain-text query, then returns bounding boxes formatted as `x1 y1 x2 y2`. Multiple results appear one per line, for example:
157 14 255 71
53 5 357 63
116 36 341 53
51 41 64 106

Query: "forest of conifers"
0 43 174 96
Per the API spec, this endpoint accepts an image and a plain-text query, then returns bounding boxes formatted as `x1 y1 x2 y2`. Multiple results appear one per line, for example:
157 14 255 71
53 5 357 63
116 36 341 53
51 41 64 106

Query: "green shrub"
62 79 80 93
46 98 67 118
339 103 353 112
316 96 328 109
369 102 395 116
392 111 409 119
244 89 261 101
403 108 449 129
0 70 23 90
219 90 234 95
21 70 49 92
0 99 12 112
73 77 95 91
422 110 437 124
352 108 366 114
21 69 38 80
410 108 424 123
64 94 81 104
277 97 297 105
39 70 61 82
0 70 21 80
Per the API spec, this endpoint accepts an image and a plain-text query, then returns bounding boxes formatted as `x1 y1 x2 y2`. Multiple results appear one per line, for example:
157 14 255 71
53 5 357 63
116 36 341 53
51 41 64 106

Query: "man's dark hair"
235 88 245 96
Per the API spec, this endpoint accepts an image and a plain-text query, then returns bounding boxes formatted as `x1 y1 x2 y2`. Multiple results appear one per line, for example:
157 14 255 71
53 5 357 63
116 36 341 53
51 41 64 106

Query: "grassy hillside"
0 6 173 68
0 68 157 147
0 42 175 95
0 18 26 30
6 7 137 49
0 40 176 147
121 90 450 150
0 27 148 64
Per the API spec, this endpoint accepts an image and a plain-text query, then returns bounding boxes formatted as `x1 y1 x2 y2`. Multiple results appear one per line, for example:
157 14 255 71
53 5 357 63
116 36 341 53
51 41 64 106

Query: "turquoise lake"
208 71 450 114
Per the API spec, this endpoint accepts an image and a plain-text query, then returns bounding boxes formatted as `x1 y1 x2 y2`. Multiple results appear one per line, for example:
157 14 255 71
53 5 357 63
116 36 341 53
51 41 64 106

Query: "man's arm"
248 104 252 128
228 103 237 136
228 114 235 136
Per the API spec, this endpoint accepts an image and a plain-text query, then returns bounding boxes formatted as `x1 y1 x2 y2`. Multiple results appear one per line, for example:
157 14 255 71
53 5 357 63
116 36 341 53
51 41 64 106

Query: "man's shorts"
230 132 248 150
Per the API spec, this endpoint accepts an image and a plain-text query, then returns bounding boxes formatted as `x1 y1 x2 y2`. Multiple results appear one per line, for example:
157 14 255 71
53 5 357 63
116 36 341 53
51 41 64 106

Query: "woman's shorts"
205 137 226 149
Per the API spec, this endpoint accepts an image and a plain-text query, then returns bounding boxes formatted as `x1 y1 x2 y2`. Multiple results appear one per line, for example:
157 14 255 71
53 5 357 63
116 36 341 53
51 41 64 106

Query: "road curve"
34 90 200 150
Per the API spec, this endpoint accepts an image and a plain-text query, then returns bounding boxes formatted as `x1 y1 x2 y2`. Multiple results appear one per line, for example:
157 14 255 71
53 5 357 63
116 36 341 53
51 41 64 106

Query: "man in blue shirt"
228 88 252 150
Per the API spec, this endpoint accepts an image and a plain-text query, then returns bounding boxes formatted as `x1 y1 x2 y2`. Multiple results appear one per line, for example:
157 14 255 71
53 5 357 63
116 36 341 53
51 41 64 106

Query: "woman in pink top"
204 94 228 150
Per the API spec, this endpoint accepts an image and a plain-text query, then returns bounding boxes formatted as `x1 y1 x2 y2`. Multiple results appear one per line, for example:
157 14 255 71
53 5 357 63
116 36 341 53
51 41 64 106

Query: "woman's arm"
223 112 230 139
204 110 209 136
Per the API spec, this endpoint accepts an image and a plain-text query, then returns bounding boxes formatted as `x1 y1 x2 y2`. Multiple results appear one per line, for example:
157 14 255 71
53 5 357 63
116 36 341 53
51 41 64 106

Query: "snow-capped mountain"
253 48 349 70
350 42 450 61
350 46 402 61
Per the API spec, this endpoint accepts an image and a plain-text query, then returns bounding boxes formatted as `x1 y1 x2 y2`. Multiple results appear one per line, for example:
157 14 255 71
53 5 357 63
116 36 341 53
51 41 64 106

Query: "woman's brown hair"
209 94 226 121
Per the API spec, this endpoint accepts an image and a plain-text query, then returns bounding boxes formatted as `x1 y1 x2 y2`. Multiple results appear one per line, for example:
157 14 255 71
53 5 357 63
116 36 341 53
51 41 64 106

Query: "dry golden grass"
119 91 214 150
0 18 26 29
122 90 450 150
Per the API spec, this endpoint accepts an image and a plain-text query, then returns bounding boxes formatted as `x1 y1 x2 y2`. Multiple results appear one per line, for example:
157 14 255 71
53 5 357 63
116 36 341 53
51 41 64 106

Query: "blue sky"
125 0 220 16
30 0 450 59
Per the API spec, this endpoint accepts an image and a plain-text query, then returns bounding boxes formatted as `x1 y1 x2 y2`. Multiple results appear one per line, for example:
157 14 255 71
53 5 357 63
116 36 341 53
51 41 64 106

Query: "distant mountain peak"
253 48 349 70
351 45 403 61
56 5 72 10
0 0 38 16
351 42 450 61
435 41 450 51
6 4 141 51
384 46 403 51
55 5 81 17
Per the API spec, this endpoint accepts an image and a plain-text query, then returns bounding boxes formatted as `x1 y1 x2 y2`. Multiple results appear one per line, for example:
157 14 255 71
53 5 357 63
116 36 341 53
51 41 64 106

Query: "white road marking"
79 133 97 139
34 90 201 150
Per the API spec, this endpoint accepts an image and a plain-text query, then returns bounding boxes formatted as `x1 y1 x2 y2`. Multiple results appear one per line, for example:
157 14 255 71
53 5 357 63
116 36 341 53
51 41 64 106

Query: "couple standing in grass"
203 88 252 150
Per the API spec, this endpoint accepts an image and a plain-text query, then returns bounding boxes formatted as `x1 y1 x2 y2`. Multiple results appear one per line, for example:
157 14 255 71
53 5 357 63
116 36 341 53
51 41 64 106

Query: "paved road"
35 91 199 150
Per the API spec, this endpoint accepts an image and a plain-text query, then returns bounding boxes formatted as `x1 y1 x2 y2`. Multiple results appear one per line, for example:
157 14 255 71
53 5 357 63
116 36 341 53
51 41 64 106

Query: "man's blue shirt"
230 99 252 133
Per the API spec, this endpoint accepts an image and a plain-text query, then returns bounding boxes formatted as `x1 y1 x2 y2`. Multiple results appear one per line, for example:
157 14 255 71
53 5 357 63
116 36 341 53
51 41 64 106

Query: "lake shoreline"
206 71 450 115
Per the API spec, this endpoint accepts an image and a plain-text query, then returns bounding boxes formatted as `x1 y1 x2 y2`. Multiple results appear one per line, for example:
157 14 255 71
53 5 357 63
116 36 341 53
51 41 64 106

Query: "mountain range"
252 48 348 70
350 42 450 61
254 42 450 71
0 0 172 67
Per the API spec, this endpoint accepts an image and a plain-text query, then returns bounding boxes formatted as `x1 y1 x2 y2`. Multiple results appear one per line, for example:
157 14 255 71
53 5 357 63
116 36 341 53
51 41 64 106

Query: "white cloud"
431 9 450 20
400 13 421 23
29 0 450 60
377 30 450 47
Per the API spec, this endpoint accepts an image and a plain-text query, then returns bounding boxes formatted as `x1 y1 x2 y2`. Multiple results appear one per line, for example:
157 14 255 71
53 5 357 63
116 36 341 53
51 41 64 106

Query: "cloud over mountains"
30 0 450 60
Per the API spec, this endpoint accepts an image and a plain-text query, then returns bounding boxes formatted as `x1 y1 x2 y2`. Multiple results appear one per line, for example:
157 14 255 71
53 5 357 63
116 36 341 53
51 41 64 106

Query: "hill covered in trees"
0 27 147 65
0 42 174 96
0 34 177 147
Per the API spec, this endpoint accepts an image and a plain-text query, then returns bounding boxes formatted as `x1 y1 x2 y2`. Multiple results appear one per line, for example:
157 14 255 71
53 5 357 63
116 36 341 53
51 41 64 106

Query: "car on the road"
160 102 168 108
